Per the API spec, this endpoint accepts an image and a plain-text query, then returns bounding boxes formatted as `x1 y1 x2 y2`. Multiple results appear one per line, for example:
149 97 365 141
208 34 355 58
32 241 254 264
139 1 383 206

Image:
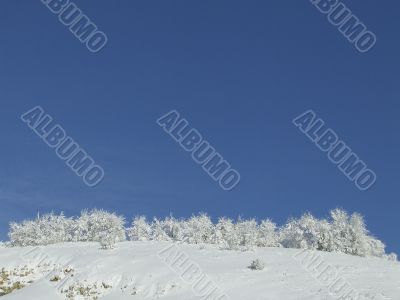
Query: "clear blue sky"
0 1 399 253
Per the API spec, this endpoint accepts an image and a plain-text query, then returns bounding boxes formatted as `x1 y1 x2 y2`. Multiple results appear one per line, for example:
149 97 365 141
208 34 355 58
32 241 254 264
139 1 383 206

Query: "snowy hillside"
0 241 399 300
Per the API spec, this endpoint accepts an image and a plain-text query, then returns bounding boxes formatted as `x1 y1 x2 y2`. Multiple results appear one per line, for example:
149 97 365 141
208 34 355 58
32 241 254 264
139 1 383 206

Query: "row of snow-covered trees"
7 209 397 260
8 210 126 249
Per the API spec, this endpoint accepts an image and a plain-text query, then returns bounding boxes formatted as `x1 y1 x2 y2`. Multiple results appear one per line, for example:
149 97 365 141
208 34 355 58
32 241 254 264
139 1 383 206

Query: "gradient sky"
0 1 399 253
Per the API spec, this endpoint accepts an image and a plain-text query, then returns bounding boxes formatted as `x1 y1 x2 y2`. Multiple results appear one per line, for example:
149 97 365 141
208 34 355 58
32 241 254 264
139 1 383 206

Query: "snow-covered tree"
183 214 214 244
279 213 332 251
38 213 74 244
127 216 152 241
75 209 126 243
234 218 259 250
9 220 37 247
213 217 235 248
150 218 171 241
99 230 117 249
329 209 386 257
217 217 259 251
161 216 185 241
329 208 353 253
257 219 280 248
280 213 318 250
8 212 73 246
6 208 394 260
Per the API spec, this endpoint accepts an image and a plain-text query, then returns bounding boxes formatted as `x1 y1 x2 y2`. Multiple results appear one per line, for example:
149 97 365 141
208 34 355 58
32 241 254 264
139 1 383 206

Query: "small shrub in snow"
249 259 265 271
61 281 112 299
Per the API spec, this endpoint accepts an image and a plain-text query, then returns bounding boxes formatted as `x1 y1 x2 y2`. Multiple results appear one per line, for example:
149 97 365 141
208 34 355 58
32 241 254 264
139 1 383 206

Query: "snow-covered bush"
249 259 265 271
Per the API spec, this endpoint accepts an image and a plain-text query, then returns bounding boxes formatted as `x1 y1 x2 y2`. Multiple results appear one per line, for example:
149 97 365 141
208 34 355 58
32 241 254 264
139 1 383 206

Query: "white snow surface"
0 241 399 300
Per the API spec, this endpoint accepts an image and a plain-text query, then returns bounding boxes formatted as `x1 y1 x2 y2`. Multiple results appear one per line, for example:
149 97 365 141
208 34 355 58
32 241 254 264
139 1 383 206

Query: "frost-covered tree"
127 216 152 241
99 230 118 249
40 213 74 244
150 218 171 241
279 213 332 251
161 216 185 241
183 214 214 244
278 209 389 258
329 209 353 253
329 209 386 257
9 220 38 247
218 218 259 251
75 209 126 243
234 218 259 250
280 213 319 250
213 217 235 248
9 212 73 246
257 219 280 248
9 210 125 247
6 208 394 260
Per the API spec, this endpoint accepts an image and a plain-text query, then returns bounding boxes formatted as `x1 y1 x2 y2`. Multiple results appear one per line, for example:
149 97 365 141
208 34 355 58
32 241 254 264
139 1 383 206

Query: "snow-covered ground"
0 242 399 300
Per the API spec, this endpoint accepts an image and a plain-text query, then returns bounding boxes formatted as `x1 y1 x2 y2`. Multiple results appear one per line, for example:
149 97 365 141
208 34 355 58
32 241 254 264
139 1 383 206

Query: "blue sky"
0 1 399 253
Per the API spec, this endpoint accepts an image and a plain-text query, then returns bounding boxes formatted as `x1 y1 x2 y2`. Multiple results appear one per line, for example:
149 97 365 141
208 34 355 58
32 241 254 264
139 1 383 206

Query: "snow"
0 242 399 300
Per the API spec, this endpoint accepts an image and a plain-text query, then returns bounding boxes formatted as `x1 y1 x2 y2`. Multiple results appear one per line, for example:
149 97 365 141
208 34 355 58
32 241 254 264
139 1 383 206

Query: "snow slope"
0 242 399 300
